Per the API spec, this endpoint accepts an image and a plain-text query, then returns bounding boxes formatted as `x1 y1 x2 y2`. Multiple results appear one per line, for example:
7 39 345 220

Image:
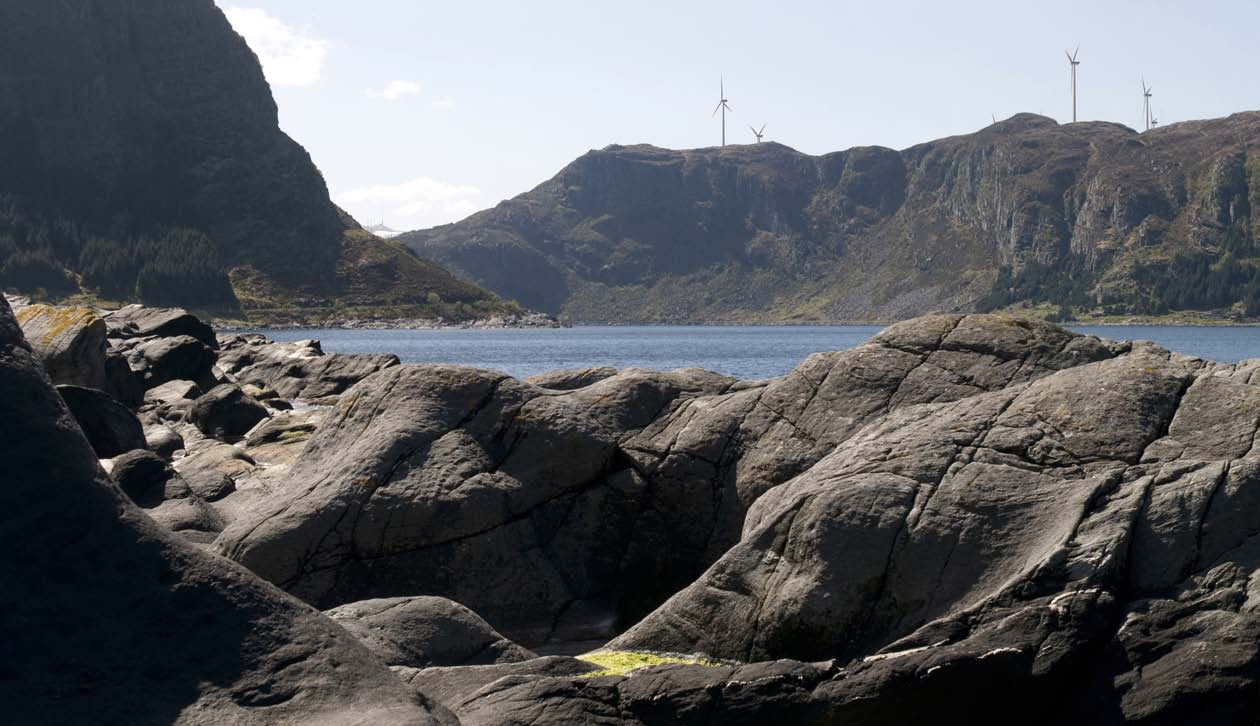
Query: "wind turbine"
750 123 766 143
713 77 732 147
1142 78 1153 131
1065 45 1080 123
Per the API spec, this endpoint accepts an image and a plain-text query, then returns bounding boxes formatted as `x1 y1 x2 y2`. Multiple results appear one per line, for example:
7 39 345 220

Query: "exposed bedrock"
0 297 452 726
216 334 400 401
217 314 1126 645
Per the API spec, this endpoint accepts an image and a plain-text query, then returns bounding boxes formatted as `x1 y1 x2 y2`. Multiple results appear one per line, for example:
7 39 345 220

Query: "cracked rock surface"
215 312 1260 722
216 315 1125 646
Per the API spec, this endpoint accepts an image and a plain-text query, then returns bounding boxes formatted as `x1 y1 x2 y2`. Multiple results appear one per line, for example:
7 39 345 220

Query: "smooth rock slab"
326 596 536 668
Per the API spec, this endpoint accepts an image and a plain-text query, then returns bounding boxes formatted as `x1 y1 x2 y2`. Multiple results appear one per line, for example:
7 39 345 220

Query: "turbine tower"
1065 45 1080 123
713 77 732 147
750 123 766 143
1142 78 1153 132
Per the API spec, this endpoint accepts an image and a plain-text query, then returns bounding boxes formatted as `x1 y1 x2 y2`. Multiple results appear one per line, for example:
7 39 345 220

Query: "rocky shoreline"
9 297 1260 724
214 311 564 331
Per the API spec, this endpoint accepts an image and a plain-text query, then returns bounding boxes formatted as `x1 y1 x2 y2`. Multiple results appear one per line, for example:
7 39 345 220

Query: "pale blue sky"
215 0 1260 232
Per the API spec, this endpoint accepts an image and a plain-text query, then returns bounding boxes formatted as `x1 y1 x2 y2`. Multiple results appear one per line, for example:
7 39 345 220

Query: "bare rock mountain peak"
403 111 1260 323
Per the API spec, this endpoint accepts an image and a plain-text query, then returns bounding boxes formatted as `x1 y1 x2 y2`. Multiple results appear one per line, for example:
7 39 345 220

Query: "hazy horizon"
215 0 1260 233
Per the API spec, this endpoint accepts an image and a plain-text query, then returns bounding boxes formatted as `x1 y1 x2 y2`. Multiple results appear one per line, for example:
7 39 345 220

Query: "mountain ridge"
402 110 1260 323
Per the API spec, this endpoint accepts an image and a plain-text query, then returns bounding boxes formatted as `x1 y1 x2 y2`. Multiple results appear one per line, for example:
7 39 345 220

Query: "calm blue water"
238 325 1260 381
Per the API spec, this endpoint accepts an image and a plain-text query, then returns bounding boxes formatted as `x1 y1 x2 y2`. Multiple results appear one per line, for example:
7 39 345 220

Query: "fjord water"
243 324 1260 380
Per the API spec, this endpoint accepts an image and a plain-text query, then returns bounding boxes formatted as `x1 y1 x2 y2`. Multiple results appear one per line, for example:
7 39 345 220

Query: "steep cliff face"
403 112 1260 322
0 0 509 320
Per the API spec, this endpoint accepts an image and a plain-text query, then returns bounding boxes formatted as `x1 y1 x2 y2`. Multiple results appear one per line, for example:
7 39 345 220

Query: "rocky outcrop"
105 304 219 349
111 449 226 542
0 297 452 725
16 304 108 389
207 309 1260 722
56 384 146 458
121 334 218 390
216 315 1124 646
403 112 1260 322
22 296 1260 722
327 596 536 669
189 383 269 441
217 334 400 401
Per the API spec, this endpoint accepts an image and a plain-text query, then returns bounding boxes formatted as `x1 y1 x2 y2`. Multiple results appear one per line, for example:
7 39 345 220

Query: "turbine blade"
714 101 723 116
760 123 766 133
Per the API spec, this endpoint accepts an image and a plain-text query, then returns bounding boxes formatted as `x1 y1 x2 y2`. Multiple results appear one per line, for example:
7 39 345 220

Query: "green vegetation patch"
576 650 721 678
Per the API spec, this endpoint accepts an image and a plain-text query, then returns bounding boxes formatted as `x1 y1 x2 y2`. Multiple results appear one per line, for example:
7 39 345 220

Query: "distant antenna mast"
1065 45 1080 123
1142 78 1153 131
713 77 733 146
750 123 766 143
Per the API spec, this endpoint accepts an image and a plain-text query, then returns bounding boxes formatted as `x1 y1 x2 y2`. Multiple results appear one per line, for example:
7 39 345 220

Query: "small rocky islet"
8 295 1260 724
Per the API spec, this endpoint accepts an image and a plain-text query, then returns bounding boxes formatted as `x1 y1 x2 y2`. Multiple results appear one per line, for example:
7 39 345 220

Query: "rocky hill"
0 0 515 323
402 112 1260 323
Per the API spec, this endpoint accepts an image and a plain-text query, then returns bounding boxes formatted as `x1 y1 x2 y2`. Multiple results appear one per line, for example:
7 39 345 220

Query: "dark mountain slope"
402 112 1260 322
0 0 514 322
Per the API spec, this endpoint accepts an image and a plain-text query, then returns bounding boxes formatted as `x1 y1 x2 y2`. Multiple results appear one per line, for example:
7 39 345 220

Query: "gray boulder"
104 303 218 349
56 384 146 458
122 334 217 390
189 383 269 442
103 347 143 407
0 297 451 726
144 424 185 460
216 364 736 644
16 304 108 389
110 449 225 541
216 334 399 401
326 596 536 668
173 442 254 502
218 315 1123 647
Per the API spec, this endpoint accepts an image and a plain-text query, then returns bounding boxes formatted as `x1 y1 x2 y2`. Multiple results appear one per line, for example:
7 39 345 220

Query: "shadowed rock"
57 384 146 458
190 383 270 442
0 296 453 725
327 596 536 668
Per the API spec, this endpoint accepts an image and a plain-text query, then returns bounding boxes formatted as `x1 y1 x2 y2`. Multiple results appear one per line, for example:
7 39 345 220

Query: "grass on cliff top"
576 650 720 678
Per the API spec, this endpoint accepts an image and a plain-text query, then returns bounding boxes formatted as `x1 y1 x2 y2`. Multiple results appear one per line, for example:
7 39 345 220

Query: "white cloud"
223 7 327 87
366 80 422 101
430 98 457 111
338 178 485 231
